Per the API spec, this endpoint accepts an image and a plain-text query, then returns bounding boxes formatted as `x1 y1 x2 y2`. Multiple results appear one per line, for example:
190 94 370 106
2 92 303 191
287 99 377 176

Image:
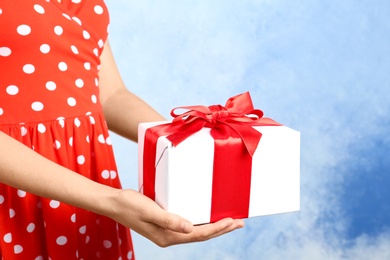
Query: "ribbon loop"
166 92 273 155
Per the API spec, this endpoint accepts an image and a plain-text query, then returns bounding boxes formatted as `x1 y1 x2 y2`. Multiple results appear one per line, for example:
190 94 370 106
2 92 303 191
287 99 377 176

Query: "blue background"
106 0 390 259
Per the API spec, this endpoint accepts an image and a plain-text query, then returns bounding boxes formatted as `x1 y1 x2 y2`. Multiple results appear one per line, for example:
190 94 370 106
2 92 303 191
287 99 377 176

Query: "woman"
0 0 243 259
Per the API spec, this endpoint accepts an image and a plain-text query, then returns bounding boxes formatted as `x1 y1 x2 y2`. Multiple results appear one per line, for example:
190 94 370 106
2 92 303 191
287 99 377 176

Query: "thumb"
155 211 194 234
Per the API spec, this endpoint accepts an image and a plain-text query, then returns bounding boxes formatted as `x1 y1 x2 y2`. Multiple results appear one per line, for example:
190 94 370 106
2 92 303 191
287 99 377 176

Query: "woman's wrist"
88 183 123 218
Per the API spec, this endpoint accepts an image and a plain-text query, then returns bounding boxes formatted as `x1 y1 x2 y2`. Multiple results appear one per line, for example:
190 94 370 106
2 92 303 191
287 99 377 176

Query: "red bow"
164 92 272 156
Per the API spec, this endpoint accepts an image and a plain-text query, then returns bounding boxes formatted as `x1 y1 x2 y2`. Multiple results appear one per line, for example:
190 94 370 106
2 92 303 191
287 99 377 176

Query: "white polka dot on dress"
103 240 112 249
0 46 12 57
83 30 90 39
58 61 68 71
54 140 61 149
49 200 60 209
94 5 104 15
34 4 45 14
14 244 23 254
75 78 84 88
9 209 15 218
54 25 63 35
71 45 79 54
91 95 97 104
72 16 82 25
74 118 81 127
68 97 77 107
97 134 105 144
0 108 3 116
70 213 76 223
98 39 104 48
56 236 68 246
84 62 91 70
57 117 65 128
31 101 44 111
37 123 46 133
77 155 85 165
79 225 87 234
62 13 71 20
23 64 35 74
110 170 117 179
40 44 50 54
0 195 4 204
17 190 26 197
27 223 36 233
106 136 112 145
6 85 19 95
101 170 109 179
17 24 31 36
21 126 27 136
3 233 12 243
46 81 56 91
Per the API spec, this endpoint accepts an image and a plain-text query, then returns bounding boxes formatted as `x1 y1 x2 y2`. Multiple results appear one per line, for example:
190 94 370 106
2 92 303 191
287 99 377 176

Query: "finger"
190 218 243 242
203 219 244 240
149 218 244 247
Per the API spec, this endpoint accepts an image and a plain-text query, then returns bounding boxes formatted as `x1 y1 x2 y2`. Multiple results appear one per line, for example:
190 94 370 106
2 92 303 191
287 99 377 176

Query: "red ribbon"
142 92 281 222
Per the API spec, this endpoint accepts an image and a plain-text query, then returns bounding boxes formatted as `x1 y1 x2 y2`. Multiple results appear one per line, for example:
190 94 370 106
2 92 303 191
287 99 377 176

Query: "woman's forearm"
0 131 117 216
102 89 165 142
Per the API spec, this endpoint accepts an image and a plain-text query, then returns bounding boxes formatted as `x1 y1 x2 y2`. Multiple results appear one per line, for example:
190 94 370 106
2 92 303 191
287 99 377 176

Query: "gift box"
138 92 300 225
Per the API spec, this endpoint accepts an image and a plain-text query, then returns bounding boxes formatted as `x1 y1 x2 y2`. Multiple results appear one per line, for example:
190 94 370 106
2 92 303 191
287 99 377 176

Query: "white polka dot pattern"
0 47 12 56
6 85 19 95
17 25 31 36
0 1 134 259
34 5 45 14
23 64 35 74
40 44 50 54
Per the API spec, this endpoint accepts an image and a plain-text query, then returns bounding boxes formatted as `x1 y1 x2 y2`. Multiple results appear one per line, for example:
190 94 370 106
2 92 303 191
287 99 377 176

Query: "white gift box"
138 121 300 225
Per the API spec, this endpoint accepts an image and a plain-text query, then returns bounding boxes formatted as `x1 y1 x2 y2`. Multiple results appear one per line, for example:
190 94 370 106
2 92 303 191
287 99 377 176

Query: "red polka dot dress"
0 1 134 259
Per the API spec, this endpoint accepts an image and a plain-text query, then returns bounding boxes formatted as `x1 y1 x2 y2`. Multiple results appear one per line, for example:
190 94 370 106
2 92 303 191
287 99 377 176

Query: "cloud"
106 0 390 259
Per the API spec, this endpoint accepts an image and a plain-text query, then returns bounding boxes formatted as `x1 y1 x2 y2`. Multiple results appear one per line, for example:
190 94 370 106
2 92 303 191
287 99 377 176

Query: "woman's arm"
98 41 165 142
0 131 243 247
0 131 113 214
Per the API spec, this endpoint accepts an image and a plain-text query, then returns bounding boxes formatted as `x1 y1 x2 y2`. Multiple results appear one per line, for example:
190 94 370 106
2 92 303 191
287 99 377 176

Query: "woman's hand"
107 189 244 247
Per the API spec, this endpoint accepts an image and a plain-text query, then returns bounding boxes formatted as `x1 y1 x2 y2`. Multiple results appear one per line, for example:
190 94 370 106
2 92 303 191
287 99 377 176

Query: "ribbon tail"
210 125 253 222
143 128 161 201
